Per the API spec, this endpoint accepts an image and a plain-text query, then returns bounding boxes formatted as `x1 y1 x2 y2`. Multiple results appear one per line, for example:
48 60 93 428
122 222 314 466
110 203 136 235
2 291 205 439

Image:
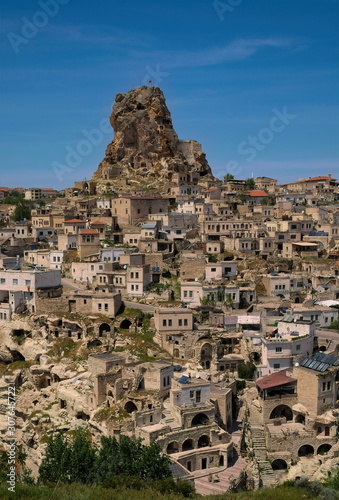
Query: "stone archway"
298 444 314 457
120 319 132 330
124 401 137 414
192 413 209 426
99 323 111 336
166 441 179 454
295 414 305 424
270 404 293 421
197 435 210 448
200 342 213 369
271 459 288 470
182 439 194 451
317 444 332 455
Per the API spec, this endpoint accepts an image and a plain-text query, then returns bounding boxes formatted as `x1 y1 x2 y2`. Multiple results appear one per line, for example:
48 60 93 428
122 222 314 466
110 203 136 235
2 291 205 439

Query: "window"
163 319 167 327
189 291 193 298
323 382 326 391
12 279 18 285
327 381 331 391
273 364 280 370
130 272 134 279
91 265 94 271
84 299 87 304
0 278 5 284
178 319 182 326
25 280 31 286
104 304 108 311
168 319 172 326
135 272 139 279
196 390 201 403
98 303 102 311
211 268 216 272
190 390 194 398
296 344 301 351
275 347 282 353
184 291 188 298
184 319 188 326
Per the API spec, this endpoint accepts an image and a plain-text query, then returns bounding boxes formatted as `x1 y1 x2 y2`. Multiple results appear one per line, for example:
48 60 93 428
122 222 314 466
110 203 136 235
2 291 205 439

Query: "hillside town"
1 86 339 494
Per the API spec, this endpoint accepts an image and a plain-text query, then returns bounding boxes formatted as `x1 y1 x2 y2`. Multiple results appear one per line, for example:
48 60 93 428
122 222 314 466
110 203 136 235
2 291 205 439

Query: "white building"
259 320 315 377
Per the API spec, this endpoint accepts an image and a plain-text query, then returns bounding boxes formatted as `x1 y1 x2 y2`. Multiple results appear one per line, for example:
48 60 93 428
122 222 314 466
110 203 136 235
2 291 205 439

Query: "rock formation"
92 86 213 192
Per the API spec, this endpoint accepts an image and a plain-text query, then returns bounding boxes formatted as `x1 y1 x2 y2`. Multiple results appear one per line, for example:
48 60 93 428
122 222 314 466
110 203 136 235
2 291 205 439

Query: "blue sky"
0 0 338 188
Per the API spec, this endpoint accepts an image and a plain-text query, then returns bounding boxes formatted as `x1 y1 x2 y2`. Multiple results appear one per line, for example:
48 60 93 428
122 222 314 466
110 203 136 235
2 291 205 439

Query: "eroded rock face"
92 86 213 191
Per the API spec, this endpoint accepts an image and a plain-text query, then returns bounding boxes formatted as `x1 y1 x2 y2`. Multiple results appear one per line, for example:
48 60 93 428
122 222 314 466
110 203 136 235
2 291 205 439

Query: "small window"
184 319 188 326
273 363 280 370
168 319 172 326
12 279 18 285
163 319 167 327
98 303 102 311
275 347 282 353
190 390 194 398
178 319 182 326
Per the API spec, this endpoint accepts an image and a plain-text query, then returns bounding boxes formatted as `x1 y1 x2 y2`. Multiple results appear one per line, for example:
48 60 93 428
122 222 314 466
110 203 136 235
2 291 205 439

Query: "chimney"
328 173 331 179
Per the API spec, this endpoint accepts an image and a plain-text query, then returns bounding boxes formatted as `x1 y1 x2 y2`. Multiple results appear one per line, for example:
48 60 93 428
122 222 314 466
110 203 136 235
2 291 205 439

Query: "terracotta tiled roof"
305 176 336 182
90 219 105 225
249 190 269 197
64 219 85 224
79 229 98 235
256 372 297 390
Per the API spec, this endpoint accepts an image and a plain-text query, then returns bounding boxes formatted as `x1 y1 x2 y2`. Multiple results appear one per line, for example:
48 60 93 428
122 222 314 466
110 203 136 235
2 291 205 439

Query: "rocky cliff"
92 86 213 192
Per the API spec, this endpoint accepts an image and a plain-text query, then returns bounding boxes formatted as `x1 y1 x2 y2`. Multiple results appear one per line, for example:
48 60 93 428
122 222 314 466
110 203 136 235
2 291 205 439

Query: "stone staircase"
251 426 278 488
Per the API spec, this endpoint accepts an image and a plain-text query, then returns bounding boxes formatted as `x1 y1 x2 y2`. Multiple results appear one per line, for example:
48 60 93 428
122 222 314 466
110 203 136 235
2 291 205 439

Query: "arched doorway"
298 445 314 457
200 343 213 369
124 401 137 414
99 323 111 336
198 435 210 448
295 414 305 424
87 339 102 348
192 413 209 426
120 319 132 330
294 296 300 304
270 405 293 421
317 444 332 455
271 459 288 470
166 441 179 454
182 439 194 451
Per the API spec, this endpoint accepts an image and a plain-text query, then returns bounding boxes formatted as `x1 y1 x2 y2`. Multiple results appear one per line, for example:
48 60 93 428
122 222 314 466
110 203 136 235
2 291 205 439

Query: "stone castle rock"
91 86 214 193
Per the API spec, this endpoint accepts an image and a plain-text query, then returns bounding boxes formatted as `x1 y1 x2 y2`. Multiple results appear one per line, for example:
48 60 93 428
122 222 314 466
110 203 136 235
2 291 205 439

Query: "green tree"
39 432 71 484
139 441 171 480
95 436 120 483
245 178 255 189
68 429 96 485
12 203 31 222
238 362 256 380
224 173 234 182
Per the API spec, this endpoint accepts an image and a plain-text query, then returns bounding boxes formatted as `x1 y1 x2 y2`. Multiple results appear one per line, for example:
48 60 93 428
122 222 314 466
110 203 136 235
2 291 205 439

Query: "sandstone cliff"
92 86 213 192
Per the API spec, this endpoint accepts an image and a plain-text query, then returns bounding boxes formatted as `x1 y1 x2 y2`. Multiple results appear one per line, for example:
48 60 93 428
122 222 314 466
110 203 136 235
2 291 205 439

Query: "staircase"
251 426 278 488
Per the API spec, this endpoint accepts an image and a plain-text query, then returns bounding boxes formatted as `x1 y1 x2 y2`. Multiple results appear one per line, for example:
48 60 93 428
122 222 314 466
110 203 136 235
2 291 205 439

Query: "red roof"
249 190 269 197
64 219 86 224
90 219 105 225
256 372 296 390
305 176 336 182
79 229 98 235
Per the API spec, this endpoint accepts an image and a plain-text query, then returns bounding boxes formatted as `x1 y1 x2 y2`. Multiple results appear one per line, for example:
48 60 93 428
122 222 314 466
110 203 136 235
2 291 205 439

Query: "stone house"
111 196 169 225
258 320 315 377
77 229 100 260
0 268 62 321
